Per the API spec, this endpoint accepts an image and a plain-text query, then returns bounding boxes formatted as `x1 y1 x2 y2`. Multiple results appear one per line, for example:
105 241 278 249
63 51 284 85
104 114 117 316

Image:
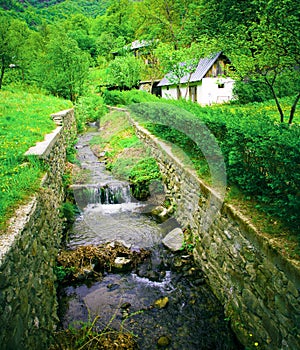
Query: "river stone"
120 302 131 309
162 228 184 252
157 336 170 347
151 205 169 222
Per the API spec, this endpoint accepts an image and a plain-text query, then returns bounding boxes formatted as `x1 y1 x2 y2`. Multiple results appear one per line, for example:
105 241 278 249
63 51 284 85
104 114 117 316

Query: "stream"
57 129 242 349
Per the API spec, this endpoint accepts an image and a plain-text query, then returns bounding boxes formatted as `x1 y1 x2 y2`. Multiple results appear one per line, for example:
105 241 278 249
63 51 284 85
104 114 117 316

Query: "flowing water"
58 130 242 349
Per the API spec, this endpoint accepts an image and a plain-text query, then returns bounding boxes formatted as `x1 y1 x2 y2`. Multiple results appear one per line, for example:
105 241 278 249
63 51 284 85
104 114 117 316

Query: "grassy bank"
90 110 161 200
0 86 72 231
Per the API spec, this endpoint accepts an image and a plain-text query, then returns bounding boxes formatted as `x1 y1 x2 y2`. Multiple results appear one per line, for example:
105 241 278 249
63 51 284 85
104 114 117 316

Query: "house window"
218 83 225 88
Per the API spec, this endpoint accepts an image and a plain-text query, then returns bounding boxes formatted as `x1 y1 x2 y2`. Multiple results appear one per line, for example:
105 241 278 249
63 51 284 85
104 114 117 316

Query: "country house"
157 52 235 105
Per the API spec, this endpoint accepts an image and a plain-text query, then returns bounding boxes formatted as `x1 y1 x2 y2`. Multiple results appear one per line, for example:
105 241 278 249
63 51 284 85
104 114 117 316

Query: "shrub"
102 89 159 106
75 94 107 132
129 157 161 200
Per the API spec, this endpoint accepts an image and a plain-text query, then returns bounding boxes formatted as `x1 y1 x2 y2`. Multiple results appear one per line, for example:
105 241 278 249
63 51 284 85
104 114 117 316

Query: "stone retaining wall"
130 116 300 350
0 109 76 350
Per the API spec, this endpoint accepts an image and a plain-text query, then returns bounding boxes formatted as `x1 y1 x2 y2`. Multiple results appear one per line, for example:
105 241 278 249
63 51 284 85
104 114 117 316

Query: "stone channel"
57 129 242 349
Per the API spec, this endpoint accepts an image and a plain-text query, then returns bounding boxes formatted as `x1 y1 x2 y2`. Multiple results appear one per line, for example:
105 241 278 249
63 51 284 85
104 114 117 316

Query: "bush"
129 157 161 200
102 89 159 106
233 71 300 104
75 94 107 132
233 80 272 104
102 89 127 106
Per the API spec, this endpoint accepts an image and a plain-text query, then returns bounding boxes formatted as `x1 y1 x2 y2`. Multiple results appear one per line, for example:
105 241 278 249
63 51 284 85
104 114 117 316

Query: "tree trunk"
177 85 181 99
184 72 193 99
289 92 300 124
0 59 5 90
264 76 285 123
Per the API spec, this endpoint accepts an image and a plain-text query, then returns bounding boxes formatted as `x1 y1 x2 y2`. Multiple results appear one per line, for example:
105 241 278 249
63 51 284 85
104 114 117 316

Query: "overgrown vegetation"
0 86 72 231
75 93 108 133
102 89 160 107
51 323 138 350
122 96 300 246
90 110 161 200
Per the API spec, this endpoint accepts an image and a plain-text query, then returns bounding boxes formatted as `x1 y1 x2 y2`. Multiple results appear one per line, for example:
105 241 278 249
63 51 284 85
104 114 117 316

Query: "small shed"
158 52 235 105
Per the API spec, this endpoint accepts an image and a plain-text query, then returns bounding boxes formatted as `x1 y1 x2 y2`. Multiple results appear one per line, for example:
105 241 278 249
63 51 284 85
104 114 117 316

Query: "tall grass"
0 86 72 231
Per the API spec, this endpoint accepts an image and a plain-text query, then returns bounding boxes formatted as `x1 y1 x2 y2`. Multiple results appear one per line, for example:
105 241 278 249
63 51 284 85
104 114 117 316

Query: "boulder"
162 228 184 252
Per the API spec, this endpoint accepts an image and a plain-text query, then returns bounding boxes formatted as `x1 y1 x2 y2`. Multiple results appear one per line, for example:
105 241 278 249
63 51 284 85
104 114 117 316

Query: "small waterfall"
100 182 132 204
72 181 134 209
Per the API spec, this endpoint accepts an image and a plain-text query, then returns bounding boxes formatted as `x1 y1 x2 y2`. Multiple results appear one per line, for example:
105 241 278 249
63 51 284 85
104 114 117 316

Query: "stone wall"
0 109 76 350
131 117 300 350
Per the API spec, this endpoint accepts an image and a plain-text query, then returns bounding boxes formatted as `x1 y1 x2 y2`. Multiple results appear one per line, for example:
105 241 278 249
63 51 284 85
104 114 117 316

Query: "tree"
106 54 143 90
135 0 196 49
201 0 300 124
0 16 30 88
92 0 136 42
34 31 90 101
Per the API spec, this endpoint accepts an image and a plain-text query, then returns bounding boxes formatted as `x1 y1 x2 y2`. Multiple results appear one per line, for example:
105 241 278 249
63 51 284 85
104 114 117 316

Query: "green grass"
0 86 72 231
213 95 300 124
90 111 161 199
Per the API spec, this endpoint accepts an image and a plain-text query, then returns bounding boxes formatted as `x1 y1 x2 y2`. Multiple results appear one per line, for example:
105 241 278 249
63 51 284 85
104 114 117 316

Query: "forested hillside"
1 0 299 120
0 0 109 22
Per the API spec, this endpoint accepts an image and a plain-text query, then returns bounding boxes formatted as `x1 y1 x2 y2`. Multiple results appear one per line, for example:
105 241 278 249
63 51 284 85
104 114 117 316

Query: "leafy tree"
135 0 194 49
94 32 115 59
0 0 27 13
37 0 109 22
106 54 143 90
202 0 300 124
33 31 90 101
92 0 136 42
68 29 97 58
0 15 30 88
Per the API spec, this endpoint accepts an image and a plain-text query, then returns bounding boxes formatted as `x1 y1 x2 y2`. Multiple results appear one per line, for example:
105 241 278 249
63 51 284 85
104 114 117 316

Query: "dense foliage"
1 0 299 120
125 97 300 234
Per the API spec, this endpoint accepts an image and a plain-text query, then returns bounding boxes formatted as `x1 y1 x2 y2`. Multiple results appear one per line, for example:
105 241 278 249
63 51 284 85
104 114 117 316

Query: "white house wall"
161 77 235 106
161 86 179 100
197 77 234 105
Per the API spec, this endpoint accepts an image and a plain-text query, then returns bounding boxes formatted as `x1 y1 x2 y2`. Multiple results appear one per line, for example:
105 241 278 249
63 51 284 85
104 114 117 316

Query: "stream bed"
57 130 242 349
